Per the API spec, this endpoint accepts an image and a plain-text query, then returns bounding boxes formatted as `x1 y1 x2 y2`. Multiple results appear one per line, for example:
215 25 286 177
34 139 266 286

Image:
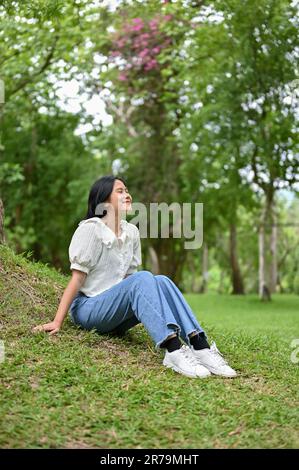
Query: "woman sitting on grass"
33 175 237 379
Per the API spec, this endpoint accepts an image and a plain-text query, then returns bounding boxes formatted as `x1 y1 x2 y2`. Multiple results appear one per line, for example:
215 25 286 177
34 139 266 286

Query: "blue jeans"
69 270 207 351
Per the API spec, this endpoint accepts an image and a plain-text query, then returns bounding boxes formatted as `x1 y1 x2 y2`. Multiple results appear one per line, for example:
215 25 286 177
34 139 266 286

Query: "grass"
0 244 298 449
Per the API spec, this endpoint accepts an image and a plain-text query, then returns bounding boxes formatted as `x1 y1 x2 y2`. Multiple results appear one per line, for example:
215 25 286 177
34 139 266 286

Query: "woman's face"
107 179 132 214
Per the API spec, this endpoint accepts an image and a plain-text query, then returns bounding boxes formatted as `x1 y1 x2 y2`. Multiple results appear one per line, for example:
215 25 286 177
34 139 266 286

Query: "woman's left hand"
32 320 61 335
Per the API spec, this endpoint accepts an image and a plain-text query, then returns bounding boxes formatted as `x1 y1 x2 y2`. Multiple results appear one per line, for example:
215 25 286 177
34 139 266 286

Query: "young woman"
33 175 237 379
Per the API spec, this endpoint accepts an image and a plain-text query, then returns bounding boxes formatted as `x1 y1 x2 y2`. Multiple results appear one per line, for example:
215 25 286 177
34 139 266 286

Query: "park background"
0 0 298 449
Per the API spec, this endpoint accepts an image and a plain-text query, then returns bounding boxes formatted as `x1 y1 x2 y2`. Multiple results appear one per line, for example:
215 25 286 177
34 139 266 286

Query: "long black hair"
83 175 127 220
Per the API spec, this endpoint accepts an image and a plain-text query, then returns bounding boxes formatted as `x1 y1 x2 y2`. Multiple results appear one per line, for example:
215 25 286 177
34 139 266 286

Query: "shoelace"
209 343 228 367
179 345 200 367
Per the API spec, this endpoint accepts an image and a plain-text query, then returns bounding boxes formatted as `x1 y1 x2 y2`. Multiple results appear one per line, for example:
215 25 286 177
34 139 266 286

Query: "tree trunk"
259 207 271 301
153 236 187 289
14 204 22 253
277 274 284 294
217 270 225 294
51 250 63 270
229 223 245 294
199 242 208 293
269 203 278 294
148 245 160 275
189 254 200 293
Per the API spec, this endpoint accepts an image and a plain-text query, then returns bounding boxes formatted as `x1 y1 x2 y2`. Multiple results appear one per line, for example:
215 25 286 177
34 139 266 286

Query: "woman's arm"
32 269 87 335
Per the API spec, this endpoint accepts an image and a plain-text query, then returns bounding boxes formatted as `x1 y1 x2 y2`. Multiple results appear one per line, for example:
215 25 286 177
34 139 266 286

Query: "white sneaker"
190 341 237 377
163 345 211 378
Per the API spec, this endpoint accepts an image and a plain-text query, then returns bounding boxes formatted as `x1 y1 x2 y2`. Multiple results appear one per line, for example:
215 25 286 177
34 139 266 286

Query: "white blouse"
68 216 142 297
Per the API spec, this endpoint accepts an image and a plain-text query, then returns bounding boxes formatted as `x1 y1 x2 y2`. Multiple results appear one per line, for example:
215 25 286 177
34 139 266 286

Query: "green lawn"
0 245 298 449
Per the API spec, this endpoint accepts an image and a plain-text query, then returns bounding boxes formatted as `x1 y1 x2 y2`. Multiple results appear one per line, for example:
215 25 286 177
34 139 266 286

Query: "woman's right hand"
31 271 86 337
32 320 61 335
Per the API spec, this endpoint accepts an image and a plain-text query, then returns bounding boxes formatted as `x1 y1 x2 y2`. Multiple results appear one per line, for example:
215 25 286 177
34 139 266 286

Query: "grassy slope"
0 244 298 449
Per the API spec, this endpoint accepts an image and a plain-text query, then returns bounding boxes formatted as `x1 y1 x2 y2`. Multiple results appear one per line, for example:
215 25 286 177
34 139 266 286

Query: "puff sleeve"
68 220 102 274
125 226 142 275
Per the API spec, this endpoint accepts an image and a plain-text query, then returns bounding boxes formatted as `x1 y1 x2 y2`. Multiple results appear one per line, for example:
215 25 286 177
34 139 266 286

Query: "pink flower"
122 23 131 32
116 38 126 48
152 46 161 54
149 19 159 30
132 24 143 31
138 48 150 58
144 59 158 70
129 18 144 31
118 72 127 81
163 14 172 21
132 40 141 49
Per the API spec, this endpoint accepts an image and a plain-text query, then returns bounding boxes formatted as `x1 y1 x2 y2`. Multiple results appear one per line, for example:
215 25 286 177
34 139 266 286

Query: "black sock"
161 334 182 353
189 332 210 350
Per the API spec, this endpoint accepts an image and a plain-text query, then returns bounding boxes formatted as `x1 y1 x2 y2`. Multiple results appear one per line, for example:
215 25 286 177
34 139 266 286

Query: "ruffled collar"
79 217 129 248
98 217 128 248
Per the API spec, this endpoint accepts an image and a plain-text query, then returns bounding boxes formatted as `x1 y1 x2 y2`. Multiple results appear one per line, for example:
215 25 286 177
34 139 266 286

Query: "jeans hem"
155 322 182 351
185 328 207 347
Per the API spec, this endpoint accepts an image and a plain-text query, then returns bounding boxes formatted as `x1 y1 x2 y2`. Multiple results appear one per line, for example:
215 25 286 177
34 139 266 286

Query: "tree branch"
7 36 58 99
